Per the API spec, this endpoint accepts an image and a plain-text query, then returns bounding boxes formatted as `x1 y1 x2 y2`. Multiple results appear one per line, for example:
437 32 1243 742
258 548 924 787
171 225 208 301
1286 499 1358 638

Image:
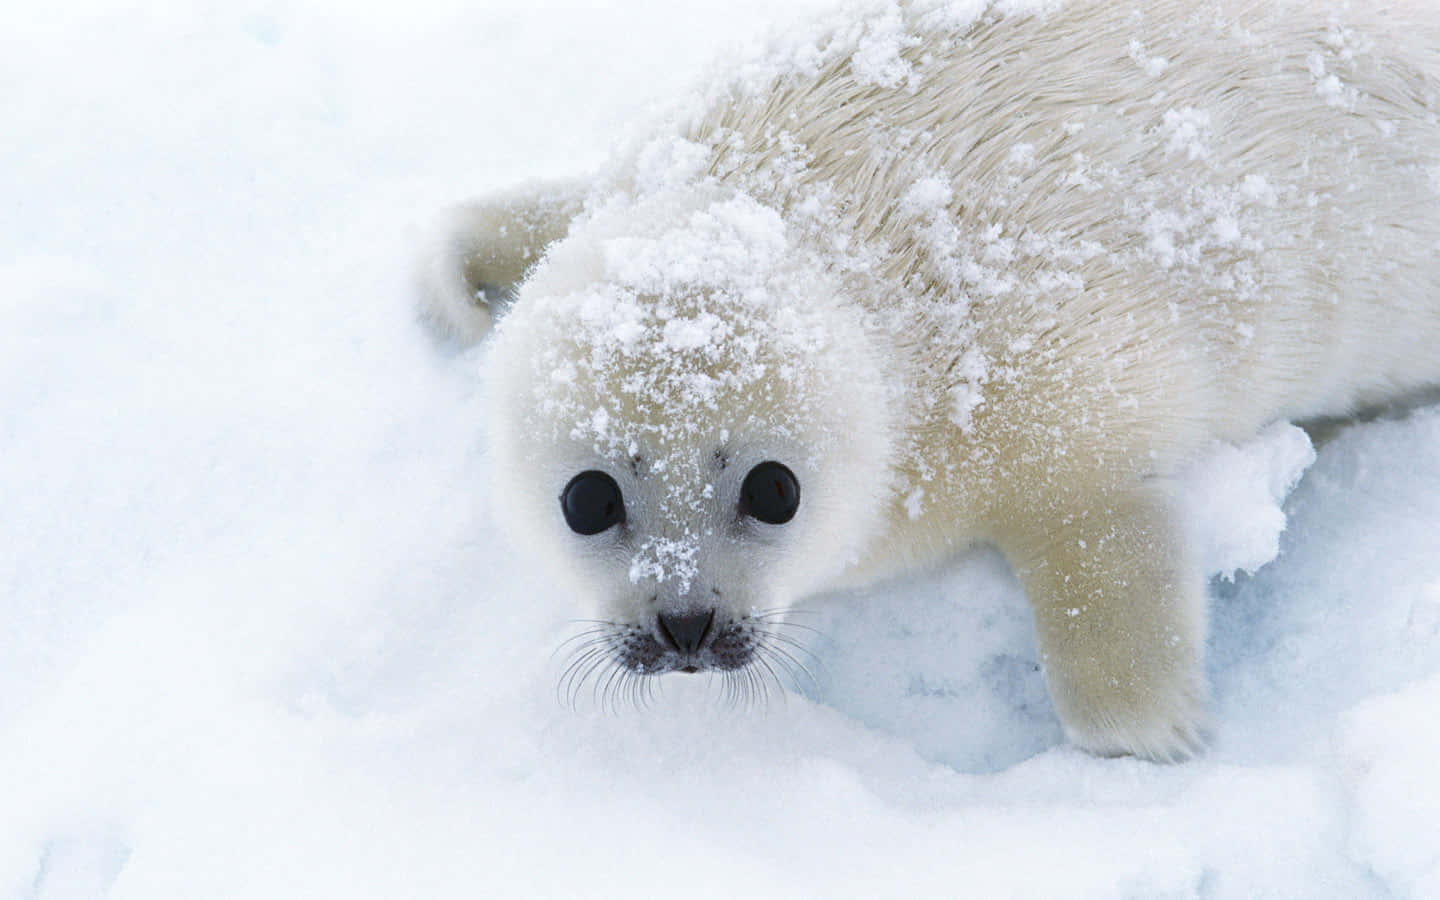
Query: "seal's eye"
739 461 800 525
561 471 625 535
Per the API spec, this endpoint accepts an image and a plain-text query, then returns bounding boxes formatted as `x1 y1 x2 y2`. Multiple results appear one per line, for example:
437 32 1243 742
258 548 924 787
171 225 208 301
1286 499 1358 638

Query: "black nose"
656 610 715 655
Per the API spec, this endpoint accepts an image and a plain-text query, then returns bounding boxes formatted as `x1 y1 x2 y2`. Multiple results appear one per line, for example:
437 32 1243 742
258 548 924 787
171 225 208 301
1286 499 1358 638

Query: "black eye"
560 471 625 535
739 461 800 525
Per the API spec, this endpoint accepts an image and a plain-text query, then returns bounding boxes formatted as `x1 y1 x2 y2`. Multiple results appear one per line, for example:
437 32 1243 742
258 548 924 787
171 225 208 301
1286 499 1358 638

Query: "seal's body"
424 0 1440 760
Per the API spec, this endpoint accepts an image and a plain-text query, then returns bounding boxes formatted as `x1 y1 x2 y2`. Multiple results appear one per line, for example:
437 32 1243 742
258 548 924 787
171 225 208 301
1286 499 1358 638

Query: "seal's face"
485 189 895 695
556 456 802 674
547 436 812 680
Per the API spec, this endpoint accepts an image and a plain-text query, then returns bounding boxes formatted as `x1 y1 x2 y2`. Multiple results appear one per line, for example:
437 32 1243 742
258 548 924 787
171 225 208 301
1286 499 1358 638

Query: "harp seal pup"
422 0 1440 761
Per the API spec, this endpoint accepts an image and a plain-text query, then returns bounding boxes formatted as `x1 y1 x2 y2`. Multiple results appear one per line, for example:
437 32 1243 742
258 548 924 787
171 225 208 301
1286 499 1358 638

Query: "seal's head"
485 185 896 694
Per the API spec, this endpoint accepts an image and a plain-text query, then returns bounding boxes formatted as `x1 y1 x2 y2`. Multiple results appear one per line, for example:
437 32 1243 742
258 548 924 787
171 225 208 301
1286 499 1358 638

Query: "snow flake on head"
1306 20 1373 111
899 176 953 217
512 162 843 483
600 193 790 302
1127 38 1170 78
659 312 722 352
628 535 701 594
947 347 989 433
847 5 922 89
1162 108 1213 162
633 137 713 195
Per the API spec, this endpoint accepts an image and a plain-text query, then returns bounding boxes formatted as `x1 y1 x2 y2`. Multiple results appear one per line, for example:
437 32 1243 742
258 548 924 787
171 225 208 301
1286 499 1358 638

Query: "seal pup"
422 0 1440 760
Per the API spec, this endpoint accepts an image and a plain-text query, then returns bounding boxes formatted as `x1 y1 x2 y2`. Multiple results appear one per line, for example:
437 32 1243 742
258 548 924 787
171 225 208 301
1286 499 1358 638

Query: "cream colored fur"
419 179 584 343
421 0 1440 760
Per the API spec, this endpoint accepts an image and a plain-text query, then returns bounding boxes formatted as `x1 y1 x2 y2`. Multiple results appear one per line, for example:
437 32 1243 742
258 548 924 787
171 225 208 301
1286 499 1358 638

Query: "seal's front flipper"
418 178 587 345
1002 483 1210 763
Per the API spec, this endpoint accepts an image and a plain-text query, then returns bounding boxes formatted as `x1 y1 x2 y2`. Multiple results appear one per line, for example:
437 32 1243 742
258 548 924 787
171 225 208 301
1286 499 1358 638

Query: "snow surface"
4 1 1439 897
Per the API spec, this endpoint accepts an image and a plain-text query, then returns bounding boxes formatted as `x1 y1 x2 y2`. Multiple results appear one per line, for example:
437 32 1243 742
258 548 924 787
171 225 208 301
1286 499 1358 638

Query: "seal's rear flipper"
417 178 587 345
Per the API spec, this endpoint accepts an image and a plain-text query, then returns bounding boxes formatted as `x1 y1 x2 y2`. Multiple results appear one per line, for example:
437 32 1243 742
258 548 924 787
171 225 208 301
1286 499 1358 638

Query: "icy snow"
1178 422 1317 580
4 1 1439 898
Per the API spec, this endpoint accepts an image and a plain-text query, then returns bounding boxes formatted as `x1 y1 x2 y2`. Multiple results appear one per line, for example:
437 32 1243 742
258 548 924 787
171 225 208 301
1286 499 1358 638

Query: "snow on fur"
4 0 1440 897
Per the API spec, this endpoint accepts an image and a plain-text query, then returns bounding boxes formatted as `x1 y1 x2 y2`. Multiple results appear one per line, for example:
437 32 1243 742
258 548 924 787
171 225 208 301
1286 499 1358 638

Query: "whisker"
598 660 627 714
628 670 653 711
754 643 794 686
559 634 611 660
747 664 767 710
724 670 741 711
610 655 642 714
760 642 820 694
558 648 606 707
747 606 822 619
755 629 825 668
755 626 818 651
555 643 601 678
553 615 829 716
575 654 617 710
558 645 604 698
553 627 614 656
616 669 635 712
756 619 827 638
751 649 788 703
570 636 622 676
557 637 604 668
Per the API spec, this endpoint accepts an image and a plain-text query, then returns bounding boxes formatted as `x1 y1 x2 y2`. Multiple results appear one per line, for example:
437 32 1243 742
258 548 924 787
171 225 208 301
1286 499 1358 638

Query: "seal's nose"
656 609 715 655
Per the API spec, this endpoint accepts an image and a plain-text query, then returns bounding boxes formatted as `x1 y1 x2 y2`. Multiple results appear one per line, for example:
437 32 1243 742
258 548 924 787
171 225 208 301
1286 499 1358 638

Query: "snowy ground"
5 1 1440 897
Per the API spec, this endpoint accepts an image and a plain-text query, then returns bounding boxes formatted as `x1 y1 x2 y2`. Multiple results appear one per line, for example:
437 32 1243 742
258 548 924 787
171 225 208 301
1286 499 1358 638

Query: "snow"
4 1 1439 898
1179 423 1317 580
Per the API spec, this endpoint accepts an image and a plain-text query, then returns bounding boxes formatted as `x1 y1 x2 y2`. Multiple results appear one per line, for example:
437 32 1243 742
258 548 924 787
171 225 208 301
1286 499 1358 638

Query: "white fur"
422 0 1440 760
